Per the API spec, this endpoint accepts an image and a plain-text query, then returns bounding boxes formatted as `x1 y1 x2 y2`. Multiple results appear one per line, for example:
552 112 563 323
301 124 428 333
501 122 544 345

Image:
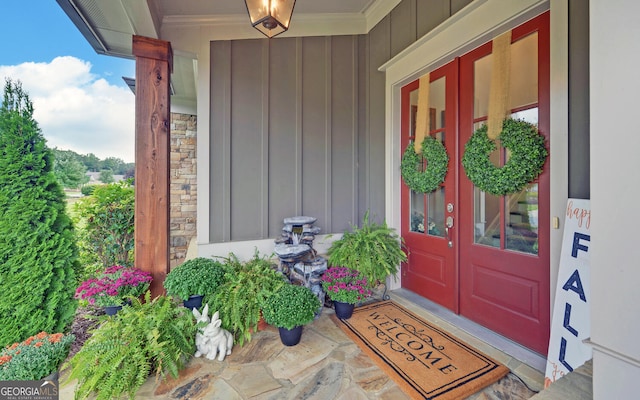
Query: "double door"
401 13 550 354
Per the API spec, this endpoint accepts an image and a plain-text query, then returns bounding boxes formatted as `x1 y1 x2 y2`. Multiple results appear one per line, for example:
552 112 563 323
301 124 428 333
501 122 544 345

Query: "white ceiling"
57 0 399 111
155 0 378 16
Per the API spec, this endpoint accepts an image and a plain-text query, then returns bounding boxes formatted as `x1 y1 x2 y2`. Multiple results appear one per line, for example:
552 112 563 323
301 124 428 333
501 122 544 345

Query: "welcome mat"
332 301 509 400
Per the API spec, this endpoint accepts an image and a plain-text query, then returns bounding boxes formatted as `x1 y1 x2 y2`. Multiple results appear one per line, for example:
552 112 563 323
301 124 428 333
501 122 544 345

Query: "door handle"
445 216 454 248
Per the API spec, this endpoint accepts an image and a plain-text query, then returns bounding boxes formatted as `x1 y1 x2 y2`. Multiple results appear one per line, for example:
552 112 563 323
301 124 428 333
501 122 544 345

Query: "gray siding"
210 37 361 241
364 16 391 224
568 0 590 199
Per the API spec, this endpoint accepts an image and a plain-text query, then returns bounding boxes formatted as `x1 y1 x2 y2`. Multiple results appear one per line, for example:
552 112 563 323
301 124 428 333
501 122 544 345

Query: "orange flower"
8 343 19 350
36 332 48 340
24 337 34 346
34 342 43 348
0 355 11 365
49 333 63 343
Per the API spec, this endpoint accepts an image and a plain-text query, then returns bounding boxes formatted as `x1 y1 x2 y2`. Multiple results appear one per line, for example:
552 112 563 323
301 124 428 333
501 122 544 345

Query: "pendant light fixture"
244 0 296 38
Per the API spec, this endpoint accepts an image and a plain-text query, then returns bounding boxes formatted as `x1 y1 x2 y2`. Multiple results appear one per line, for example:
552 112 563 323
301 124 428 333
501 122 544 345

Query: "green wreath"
461 118 548 196
401 136 449 193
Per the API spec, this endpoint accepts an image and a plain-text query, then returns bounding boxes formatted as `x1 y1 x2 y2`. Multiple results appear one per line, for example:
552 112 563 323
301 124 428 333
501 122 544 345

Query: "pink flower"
75 266 152 307
321 267 371 304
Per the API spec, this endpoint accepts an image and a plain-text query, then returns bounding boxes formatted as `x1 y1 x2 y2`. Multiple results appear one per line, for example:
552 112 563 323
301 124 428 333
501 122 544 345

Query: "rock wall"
169 113 197 268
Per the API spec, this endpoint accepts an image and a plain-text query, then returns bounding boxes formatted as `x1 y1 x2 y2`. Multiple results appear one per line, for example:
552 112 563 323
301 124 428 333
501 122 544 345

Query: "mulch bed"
67 305 105 359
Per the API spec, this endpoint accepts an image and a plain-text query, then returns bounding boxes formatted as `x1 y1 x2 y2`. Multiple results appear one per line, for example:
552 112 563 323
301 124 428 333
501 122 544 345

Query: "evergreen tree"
99 169 114 183
0 79 79 347
53 148 89 189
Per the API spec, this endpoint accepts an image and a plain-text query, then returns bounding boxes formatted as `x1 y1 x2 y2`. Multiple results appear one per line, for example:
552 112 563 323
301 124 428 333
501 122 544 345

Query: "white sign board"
544 199 591 387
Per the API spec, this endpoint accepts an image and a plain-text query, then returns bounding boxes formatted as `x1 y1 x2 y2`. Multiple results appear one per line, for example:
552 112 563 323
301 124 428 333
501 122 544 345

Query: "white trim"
363 0 402 32
382 0 553 290
587 339 640 369
171 98 197 115
197 234 342 262
548 0 569 313
196 40 210 246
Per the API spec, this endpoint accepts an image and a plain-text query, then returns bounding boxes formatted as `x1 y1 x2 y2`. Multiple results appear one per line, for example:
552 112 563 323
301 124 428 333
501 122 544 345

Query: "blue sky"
0 2 136 162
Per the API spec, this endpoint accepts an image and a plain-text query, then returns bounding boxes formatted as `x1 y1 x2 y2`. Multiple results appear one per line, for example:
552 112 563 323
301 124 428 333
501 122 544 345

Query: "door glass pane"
474 187 500 248
408 88 423 233
509 33 538 110
472 31 540 253
506 183 539 254
428 186 445 237
473 55 491 119
411 191 425 233
505 105 539 254
428 78 446 237
407 76 447 237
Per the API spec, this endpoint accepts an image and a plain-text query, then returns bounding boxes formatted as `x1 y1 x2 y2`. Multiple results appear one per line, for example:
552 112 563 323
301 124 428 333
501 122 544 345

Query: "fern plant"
209 250 286 346
327 211 407 287
64 292 196 400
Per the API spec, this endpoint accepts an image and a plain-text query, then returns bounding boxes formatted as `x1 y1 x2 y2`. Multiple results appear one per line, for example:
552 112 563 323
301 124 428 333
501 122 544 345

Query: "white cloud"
0 56 135 162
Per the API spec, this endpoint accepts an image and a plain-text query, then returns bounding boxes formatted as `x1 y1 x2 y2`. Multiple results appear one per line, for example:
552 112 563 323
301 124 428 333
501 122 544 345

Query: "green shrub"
80 184 97 196
262 284 320 330
0 79 79 347
164 257 228 301
65 292 196 400
74 181 134 269
0 332 74 380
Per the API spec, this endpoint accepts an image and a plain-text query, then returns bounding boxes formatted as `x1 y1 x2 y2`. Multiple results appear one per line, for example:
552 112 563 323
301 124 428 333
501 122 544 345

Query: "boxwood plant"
262 283 321 330
163 257 227 301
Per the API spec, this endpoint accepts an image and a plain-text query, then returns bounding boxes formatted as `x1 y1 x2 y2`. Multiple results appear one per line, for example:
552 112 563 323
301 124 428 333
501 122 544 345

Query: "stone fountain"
273 216 327 311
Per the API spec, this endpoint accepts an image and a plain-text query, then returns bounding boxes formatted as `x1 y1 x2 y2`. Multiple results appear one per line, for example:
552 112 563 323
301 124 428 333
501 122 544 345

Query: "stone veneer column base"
169 113 197 269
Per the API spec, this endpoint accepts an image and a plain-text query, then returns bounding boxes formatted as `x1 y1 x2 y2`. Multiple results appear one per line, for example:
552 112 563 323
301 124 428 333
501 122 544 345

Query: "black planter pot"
334 301 355 319
104 305 123 316
278 326 303 346
183 295 204 310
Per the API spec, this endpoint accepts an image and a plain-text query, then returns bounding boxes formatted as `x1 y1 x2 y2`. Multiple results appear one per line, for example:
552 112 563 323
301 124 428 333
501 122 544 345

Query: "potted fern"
262 283 321 346
163 257 227 310
327 211 407 290
64 292 197 400
209 251 286 346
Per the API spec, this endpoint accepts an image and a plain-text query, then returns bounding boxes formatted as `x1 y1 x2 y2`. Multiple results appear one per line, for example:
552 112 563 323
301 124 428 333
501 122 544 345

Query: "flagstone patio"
59 292 546 399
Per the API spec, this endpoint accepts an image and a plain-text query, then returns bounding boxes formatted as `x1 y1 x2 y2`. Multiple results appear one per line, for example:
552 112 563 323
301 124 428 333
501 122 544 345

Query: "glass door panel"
471 32 541 255
407 76 447 238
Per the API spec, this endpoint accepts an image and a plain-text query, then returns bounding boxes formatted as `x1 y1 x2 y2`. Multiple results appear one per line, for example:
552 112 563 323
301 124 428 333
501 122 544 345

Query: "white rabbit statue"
193 304 234 361
192 303 211 325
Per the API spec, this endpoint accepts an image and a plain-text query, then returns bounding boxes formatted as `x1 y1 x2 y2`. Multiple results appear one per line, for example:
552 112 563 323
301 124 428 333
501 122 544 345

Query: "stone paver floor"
60 295 544 399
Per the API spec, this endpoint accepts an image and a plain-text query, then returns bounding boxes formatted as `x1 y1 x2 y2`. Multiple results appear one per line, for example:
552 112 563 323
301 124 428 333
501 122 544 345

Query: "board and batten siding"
207 0 475 243
209 36 361 242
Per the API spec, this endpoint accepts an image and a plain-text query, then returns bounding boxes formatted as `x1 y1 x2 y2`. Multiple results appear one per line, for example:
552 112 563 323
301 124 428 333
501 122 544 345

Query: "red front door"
401 12 550 355
401 60 459 312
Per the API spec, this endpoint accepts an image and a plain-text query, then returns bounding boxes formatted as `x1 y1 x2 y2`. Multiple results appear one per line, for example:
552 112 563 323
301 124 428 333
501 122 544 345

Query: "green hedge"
0 79 78 347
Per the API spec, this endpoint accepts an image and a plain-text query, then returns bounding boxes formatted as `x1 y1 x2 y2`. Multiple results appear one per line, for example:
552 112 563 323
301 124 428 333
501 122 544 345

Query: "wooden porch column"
132 35 173 298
